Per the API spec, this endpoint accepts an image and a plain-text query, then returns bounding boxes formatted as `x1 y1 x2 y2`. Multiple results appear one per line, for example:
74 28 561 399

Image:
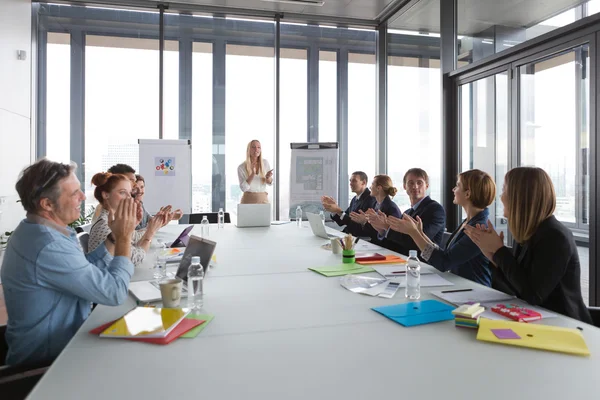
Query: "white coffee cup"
331 238 342 254
159 278 183 308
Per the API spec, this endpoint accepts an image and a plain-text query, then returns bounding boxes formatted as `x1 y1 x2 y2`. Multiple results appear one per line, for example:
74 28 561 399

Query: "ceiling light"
261 0 325 6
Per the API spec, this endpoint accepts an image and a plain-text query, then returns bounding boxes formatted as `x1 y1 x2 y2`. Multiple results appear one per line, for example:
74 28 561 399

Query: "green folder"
181 314 214 338
308 264 374 277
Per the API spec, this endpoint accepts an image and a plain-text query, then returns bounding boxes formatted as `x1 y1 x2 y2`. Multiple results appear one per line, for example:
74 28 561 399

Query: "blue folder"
372 299 455 327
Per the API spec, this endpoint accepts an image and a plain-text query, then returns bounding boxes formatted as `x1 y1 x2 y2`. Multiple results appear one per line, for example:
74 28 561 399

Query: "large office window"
45 32 70 164
348 52 376 202
458 0 600 65
279 47 308 219
191 41 213 213
225 41 275 216
319 50 337 142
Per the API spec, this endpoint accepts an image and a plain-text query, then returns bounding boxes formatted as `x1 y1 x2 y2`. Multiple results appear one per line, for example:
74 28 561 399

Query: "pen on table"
339 238 345 250
390 271 406 274
441 288 473 293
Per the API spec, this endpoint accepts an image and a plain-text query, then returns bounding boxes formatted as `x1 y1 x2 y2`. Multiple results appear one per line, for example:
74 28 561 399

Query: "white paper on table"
478 299 558 320
389 273 455 288
430 288 515 305
373 265 434 277
352 241 383 251
339 275 387 296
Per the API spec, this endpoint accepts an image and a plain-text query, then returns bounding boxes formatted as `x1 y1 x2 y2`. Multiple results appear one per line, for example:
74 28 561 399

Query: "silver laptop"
129 235 217 303
236 204 271 227
306 212 340 239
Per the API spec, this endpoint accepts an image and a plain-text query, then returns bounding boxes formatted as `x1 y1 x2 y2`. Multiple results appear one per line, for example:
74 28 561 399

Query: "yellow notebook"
100 307 190 339
477 318 590 356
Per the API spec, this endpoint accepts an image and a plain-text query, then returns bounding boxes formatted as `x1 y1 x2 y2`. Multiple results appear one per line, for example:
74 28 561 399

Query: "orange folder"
356 255 406 265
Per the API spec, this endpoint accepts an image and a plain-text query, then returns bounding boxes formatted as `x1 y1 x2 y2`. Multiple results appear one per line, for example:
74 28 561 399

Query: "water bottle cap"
191 256 201 264
409 250 418 257
202 215 208 220
219 208 223 212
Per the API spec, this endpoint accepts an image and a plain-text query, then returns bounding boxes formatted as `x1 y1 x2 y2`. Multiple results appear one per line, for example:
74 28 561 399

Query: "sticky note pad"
491 328 521 340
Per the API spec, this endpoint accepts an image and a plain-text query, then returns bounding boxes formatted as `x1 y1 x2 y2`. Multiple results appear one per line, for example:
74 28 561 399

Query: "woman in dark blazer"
395 169 495 286
465 167 592 323
348 174 401 242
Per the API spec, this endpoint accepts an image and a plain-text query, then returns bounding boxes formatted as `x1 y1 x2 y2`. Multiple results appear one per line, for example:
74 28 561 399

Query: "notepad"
308 264 374 277
372 300 456 327
430 288 515 305
100 307 190 339
477 319 590 356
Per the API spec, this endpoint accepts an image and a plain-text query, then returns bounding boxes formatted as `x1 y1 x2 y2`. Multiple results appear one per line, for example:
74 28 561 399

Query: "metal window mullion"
179 34 193 140
70 30 85 194
275 15 281 220
212 39 226 213
338 48 349 209
158 5 166 139
590 33 599 306
308 43 319 142
36 27 47 159
376 23 387 175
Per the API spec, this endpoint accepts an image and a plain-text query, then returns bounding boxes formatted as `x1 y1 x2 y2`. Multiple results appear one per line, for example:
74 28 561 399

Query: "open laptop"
166 225 194 248
236 204 271 227
129 235 217 303
306 212 340 239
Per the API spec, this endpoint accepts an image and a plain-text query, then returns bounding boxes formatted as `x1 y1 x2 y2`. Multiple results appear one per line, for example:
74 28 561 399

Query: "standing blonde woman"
238 140 273 204
465 167 592 323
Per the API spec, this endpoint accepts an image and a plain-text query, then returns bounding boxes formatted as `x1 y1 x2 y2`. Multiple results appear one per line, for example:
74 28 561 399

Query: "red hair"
91 172 132 204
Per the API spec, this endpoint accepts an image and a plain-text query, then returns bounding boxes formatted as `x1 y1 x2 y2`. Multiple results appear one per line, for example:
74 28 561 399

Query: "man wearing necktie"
368 168 446 255
321 171 377 237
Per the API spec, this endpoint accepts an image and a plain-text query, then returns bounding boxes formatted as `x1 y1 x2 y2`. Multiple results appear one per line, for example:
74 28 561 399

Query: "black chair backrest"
77 232 90 254
189 212 231 224
588 307 600 328
0 325 8 367
440 231 452 249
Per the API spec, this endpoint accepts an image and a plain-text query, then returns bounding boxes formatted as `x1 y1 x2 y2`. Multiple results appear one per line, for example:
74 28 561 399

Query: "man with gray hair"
1 159 137 366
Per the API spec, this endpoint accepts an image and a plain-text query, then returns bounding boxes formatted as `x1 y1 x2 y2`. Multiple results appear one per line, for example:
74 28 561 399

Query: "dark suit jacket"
361 196 402 243
331 188 377 237
427 208 491 286
384 196 445 255
492 215 592 324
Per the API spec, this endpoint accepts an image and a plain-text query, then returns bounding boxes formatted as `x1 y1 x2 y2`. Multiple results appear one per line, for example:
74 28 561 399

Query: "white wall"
0 0 32 234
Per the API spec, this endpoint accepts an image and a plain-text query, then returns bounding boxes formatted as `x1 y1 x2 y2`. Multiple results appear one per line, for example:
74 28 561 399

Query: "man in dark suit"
321 171 377 237
368 168 445 255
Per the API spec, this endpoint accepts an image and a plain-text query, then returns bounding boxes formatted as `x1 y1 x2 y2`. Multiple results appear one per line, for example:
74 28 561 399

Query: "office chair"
0 325 51 399
588 306 600 328
77 232 90 254
189 212 231 224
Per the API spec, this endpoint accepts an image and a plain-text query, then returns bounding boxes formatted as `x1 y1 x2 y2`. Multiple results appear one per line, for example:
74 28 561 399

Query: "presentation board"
289 142 338 219
138 139 191 214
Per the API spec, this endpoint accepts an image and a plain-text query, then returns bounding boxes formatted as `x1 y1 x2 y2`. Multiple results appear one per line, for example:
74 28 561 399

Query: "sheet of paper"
479 299 558 321
378 281 401 298
389 273 455 288
339 275 387 295
181 314 214 338
352 241 382 251
373 265 434 277
430 288 515 305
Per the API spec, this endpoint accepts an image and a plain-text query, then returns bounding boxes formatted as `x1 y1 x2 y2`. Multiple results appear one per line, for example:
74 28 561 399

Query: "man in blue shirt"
1 159 137 366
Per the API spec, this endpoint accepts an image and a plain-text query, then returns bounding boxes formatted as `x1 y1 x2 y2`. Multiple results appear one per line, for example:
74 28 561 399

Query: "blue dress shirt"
1 215 134 366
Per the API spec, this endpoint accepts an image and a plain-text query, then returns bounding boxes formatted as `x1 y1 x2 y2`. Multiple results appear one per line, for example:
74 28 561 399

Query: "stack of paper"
452 303 485 329
100 307 191 339
308 264 374 277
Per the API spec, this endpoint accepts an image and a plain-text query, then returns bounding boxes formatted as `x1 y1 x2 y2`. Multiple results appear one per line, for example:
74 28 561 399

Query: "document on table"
373 265 434 277
390 273 455 288
353 241 383 251
478 299 557 321
339 275 388 296
430 287 515 305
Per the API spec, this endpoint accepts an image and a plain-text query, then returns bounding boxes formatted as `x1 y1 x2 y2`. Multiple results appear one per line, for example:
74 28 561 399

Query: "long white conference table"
28 223 600 399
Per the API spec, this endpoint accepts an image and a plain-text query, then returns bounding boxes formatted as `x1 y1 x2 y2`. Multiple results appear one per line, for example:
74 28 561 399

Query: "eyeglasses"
34 170 59 199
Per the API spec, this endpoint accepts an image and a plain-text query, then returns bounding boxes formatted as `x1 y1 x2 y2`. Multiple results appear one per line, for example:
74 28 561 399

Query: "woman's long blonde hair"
504 167 556 243
245 140 265 182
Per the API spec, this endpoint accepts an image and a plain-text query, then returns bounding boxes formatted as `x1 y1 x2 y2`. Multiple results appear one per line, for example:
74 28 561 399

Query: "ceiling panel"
68 0 397 21
389 0 588 35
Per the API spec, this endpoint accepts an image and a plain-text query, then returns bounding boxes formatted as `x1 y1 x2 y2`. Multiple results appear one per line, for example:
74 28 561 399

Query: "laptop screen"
175 235 217 281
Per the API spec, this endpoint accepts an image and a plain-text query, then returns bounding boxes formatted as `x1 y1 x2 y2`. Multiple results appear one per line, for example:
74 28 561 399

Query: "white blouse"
238 159 272 193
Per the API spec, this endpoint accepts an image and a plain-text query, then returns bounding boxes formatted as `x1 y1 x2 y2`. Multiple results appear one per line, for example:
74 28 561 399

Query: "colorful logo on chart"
154 157 176 176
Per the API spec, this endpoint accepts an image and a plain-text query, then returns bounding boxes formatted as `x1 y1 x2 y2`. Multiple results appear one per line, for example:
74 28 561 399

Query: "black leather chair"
189 212 231 224
440 231 452 248
0 325 51 399
588 307 600 328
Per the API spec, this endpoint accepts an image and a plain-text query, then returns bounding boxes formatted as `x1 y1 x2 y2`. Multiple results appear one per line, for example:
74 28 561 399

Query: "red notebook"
491 303 542 323
355 253 386 262
90 318 204 345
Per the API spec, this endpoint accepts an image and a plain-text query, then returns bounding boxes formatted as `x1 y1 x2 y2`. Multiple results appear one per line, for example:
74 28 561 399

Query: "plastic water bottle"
200 215 210 237
187 256 204 309
218 208 225 229
296 205 302 227
153 241 167 279
405 250 421 300
319 210 325 225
